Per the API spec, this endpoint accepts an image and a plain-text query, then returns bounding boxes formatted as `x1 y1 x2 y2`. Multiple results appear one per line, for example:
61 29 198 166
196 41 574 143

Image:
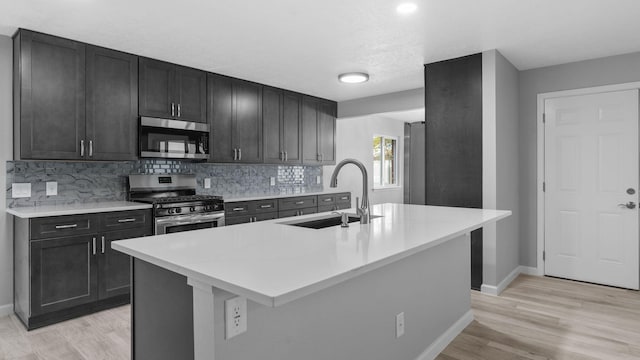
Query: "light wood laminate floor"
1 275 638 360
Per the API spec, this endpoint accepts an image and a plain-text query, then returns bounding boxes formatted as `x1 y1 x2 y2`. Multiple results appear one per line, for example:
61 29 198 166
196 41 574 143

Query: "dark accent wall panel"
424 53 483 208
424 53 483 290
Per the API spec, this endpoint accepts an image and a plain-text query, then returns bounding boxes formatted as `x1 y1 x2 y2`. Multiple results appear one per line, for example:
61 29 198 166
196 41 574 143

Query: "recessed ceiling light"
338 72 369 84
396 3 417 15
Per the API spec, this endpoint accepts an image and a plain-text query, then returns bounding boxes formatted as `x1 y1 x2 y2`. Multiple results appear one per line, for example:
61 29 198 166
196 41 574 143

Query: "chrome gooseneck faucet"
329 158 370 224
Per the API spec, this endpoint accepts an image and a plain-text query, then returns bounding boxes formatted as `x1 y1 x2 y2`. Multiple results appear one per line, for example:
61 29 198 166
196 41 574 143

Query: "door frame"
536 81 640 275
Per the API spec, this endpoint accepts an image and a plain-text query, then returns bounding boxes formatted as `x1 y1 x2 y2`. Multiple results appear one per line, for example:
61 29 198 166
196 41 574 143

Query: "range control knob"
168 208 174 214
175 207 182 214
190 206 196 212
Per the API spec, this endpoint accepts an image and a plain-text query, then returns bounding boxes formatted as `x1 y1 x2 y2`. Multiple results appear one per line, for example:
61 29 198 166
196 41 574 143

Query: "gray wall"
338 88 424 119
0 35 14 312
495 51 520 281
519 51 640 267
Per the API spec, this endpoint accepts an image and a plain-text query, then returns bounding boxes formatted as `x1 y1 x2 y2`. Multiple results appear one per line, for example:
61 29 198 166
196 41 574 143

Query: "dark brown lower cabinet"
14 209 152 330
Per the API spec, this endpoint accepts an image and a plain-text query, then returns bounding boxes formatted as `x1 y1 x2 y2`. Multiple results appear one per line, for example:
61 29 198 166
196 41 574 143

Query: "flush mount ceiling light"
338 72 369 84
396 2 418 15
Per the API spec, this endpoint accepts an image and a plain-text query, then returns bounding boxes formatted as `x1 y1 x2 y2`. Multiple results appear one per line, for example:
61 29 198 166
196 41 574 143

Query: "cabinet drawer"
100 210 152 232
252 199 278 213
30 215 98 240
317 194 336 205
278 196 317 211
225 202 252 217
335 192 351 204
278 207 317 219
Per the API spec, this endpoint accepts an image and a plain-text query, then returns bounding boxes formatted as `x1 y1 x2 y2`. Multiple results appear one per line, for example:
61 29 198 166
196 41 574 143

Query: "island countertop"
112 203 510 307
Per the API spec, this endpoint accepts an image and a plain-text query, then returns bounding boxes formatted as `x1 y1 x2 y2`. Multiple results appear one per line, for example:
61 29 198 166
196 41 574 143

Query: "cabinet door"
139 58 176 119
86 46 138 160
208 74 235 162
176 66 206 123
17 31 86 160
234 79 263 163
99 228 149 300
30 235 98 316
317 100 336 164
301 96 320 164
263 87 283 163
282 91 302 164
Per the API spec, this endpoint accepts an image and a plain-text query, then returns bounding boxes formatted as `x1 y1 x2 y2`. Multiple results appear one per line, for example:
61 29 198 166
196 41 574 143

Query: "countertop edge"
6 202 153 218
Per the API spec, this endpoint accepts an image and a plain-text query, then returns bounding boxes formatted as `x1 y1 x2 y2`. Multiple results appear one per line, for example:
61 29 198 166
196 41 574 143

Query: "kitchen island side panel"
132 234 471 360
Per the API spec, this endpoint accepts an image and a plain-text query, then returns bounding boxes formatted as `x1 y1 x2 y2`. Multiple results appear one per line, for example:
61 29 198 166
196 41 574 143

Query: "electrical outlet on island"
225 296 247 339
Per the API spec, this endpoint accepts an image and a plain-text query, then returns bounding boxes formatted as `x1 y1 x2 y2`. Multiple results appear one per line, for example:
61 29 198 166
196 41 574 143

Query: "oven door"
155 212 225 235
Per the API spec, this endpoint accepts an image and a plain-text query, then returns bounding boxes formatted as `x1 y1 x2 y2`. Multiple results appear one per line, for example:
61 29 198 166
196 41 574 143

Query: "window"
373 135 399 188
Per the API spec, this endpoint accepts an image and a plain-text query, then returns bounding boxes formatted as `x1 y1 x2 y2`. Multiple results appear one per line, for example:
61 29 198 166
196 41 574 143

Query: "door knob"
618 201 636 209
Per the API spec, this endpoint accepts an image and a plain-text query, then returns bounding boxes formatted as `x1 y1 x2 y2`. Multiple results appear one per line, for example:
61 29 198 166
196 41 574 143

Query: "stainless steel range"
128 174 225 234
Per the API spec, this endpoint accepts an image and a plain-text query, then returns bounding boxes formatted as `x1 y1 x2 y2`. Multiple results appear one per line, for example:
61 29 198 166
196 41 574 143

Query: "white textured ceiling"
2 0 640 102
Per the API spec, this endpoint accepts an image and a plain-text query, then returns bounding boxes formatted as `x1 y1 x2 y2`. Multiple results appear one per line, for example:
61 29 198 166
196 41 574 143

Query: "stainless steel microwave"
139 117 210 160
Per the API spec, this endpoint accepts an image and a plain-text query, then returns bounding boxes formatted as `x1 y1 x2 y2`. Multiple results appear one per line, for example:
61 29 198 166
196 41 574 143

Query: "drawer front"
278 196 317 211
225 215 253 226
253 199 278 214
225 202 252 217
254 212 278 222
100 210 152 232
278 207 318 219
317 194 336 205
318 204 339 213
335 192 351 204
30 214 98 240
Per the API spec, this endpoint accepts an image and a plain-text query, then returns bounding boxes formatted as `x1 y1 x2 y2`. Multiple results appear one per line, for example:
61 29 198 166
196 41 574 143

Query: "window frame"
372 134 400 190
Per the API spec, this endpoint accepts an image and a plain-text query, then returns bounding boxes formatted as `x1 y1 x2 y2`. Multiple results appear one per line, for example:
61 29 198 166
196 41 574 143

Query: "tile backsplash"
6 160 323 208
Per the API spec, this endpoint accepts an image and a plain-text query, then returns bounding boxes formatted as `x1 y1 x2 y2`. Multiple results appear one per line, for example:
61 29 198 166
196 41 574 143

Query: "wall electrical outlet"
46 181 58 196
270 177 276 186
396 312 405 338
204 178 211 189
12 183 31 198
225 296 247 339
316 175 321 184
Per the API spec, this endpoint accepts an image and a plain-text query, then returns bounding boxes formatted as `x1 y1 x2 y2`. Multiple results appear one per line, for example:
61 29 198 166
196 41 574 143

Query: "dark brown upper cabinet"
302 96 337 165
139 58 206 123
14 30 138 161
208 74 263 163
263 87 302 164
86 46 138 160
14 30 86 160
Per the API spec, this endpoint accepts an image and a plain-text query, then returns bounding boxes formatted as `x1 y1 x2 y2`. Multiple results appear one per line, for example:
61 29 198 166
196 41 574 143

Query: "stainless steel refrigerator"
403 122 425 205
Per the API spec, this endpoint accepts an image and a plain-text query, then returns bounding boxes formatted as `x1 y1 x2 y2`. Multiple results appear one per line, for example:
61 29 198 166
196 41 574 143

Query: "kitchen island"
112 203 510 360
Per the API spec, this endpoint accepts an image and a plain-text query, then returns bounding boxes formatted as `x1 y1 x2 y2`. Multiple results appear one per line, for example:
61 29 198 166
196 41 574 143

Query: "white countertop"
224 190 350 203
112 203 510 307
6 201 153 218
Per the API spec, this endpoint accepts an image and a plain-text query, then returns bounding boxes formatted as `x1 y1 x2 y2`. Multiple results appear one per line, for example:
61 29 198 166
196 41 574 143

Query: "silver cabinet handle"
285 151 288 161
89 140 93 157
323 198 332 202
117 218 136 223
171 103 175 117
280 151 283 161
238 148 242 161
295 201 304 205
80 140 85 157
233 148 237 160
55 224 78 229
340 196 349 200
260 204 272 208
101 236 105 254
92 237 97 255
253 217 257 222
177 103 181 118
233 207 245 211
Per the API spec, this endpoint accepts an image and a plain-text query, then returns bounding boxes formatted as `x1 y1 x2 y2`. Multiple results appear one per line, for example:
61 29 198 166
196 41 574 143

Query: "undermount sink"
284 214 382 229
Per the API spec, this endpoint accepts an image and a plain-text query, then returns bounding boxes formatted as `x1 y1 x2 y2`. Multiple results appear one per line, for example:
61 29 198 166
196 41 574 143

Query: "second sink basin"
283 214 382 229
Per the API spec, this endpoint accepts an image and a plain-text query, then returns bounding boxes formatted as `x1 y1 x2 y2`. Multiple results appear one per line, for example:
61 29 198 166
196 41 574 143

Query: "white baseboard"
0 303 13 317
519 265 542 276
415 310 474 360
481 265 543 296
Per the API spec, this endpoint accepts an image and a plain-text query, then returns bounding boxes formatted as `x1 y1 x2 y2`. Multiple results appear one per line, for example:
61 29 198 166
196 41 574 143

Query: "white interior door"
544 89 639 290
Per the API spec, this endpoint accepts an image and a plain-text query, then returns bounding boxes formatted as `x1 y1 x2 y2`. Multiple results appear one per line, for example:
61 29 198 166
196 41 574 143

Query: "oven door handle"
155 213 225 225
